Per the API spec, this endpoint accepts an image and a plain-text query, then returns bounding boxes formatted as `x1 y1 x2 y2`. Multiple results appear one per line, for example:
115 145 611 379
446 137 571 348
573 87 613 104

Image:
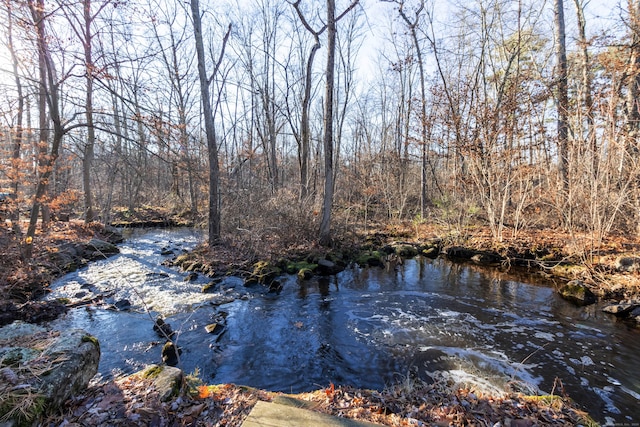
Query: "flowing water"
46 228 640 424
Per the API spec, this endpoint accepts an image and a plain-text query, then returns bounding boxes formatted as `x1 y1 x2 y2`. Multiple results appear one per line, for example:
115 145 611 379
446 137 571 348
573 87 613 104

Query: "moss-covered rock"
161 342 181 366
355 250 383 267
174 253 192 266
558 280 597 306
140 364 165 379
285 261 318 275
393 243 419 258
0 322 100 426
136 364 183 402
202 279 223 293
470 252 502 265
243 261 281 287
421 245 439 258
297 268 314 280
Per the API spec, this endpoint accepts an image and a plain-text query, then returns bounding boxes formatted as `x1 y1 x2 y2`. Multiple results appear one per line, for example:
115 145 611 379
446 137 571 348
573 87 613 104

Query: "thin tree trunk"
292 1 323 202
573 0 595 175
397 0 428 218
6 0 24 235
554 0 569 194
293 0 359 210
189 0 230 244
299 39 320 200
83 0 95 222
25 0 65 257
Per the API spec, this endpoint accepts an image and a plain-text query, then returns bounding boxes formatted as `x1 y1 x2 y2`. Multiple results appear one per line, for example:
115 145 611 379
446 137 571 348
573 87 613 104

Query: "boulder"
284 261 318 275
48 249 79 272
184 272 198 282
471 252 502 265
421 245 440 259
244 261 281 286
297 268 314 280
153 317 174 339
204 323 224 334
202 281 218 293
161 342 181 367
445 246 502 264
83 238 119 260
355 250 383 267
316 258 344 275
210 295 236 306
0 321 100 426
135 365 183 402
615 256 640 273
393 243 419 258
558 280 597 306
114 299 132 311
602 301 640 316
102 225 124 244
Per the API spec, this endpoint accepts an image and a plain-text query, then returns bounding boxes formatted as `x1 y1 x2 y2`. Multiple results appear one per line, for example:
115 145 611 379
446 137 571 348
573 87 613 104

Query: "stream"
45 228 640 424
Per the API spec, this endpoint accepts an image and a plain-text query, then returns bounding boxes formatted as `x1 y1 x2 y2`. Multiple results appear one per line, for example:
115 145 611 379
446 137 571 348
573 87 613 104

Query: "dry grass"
0 333 66 425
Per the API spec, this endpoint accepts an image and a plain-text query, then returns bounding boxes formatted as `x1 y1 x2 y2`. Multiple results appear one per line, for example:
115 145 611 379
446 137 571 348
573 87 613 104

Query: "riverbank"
172 221 640 317
0 220 123 327
41 365 595 426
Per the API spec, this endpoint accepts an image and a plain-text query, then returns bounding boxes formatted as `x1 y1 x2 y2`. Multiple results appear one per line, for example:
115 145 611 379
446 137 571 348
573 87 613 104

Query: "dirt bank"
0 220 123 326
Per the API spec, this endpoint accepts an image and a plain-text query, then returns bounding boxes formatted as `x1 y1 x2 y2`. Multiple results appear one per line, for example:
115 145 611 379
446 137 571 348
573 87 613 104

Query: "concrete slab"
242 401 384 427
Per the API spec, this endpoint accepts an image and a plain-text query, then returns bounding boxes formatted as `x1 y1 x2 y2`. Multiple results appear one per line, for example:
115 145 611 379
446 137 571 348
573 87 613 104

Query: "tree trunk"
6 0 24 235
292 0 323 202
189 0 224 244
625 0 640 234
554 0 569 194
299 39 320 200
82 0 95 223
319 0 337 247
24 0 50 258
397 0 429 218
572 0 595 175
25 0 65 258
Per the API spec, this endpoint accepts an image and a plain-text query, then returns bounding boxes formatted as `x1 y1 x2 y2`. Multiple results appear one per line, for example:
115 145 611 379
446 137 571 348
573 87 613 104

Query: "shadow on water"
46 229 640 424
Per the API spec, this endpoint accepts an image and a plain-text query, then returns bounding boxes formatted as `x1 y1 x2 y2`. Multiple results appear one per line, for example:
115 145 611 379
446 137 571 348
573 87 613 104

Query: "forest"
2 1 640 425
0 0 639 252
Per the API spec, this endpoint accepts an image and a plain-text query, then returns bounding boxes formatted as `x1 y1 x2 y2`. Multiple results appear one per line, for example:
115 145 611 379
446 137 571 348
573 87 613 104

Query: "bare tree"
572 0 596 174
384 0 431 218
4 0 25 234
59 0 111 223
292 0 359 246
291 1 326 201
25 0 65 257
189 0 231 244
554 0 569 196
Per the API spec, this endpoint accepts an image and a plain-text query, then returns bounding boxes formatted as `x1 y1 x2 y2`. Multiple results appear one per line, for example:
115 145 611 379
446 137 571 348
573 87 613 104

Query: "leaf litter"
42 371 596 426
